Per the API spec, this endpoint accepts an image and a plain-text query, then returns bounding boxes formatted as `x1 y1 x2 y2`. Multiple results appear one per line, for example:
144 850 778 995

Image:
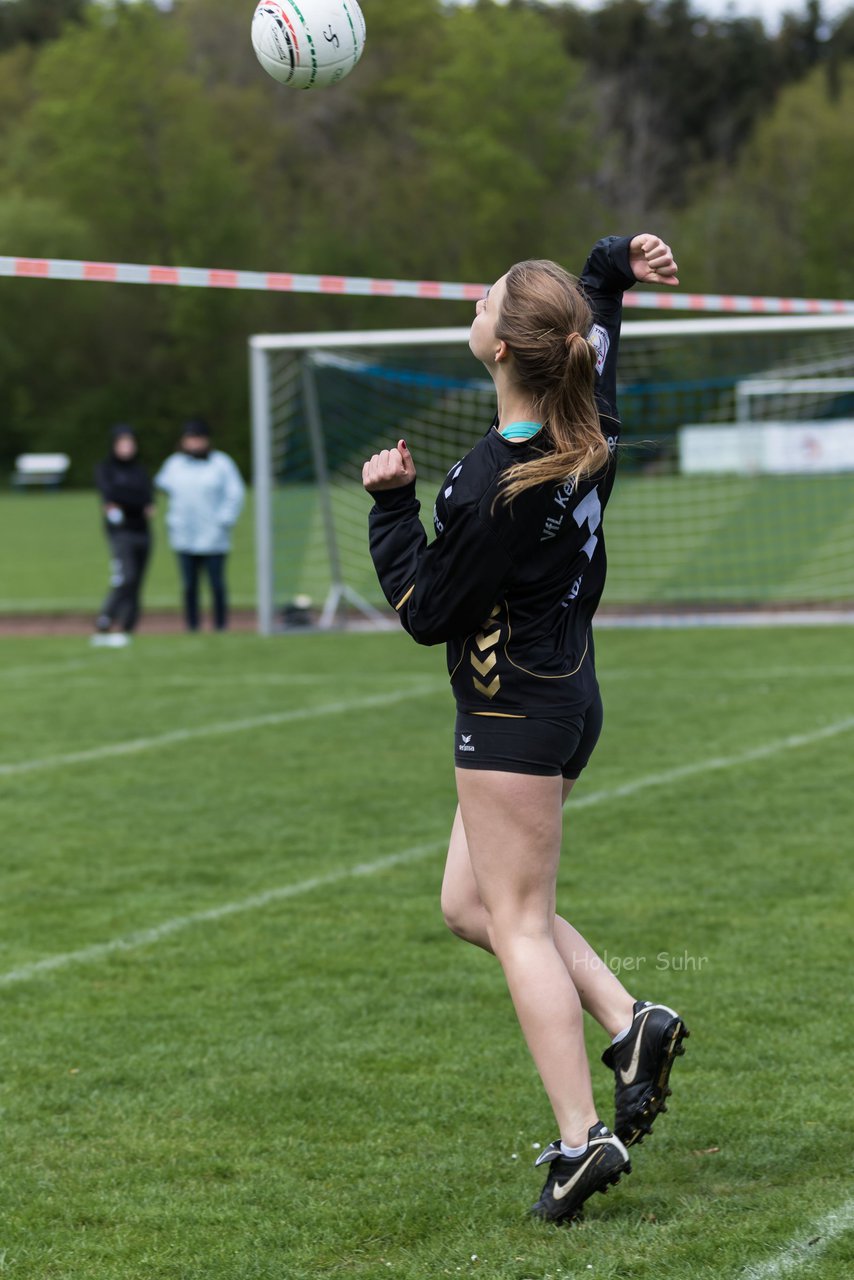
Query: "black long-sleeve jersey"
94 457 154 533
368 235 637 718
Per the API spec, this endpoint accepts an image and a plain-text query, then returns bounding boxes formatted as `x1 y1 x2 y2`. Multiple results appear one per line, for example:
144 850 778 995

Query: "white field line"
602 664 854 682
0 841 443 988
40 673 330 691
0 598 101 609
33 671 430 691
3 683 849 788
5 661 852 689
571 713 854 810
0 658 100 682
2 711 854 988
0 596 245 609
596 611 854 629
0 683 444 778
742 1197 854 1278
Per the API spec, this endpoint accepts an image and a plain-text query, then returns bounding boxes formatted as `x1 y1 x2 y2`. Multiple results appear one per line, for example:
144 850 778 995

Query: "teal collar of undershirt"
498 420 543 442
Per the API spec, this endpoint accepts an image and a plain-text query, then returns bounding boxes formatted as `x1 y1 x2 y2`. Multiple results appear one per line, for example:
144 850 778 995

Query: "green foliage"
675 62 854 298
411 5 603 275
0 0 852 478
0 2 277 474
0 0 87 51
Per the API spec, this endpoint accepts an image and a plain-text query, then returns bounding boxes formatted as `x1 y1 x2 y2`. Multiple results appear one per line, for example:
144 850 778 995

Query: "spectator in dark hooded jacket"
92 425 154 646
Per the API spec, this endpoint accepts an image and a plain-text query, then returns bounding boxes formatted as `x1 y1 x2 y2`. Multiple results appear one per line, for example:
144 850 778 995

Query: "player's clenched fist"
628 234 679 286
362 439 417 492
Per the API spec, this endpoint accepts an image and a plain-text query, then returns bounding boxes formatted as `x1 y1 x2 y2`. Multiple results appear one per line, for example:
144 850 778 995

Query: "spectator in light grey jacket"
155 420 245 631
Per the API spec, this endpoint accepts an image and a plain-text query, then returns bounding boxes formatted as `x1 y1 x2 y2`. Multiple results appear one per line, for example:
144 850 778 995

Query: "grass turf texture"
0 494 256 614
271 474 854 608
1 626 852 1279
3 473 854 615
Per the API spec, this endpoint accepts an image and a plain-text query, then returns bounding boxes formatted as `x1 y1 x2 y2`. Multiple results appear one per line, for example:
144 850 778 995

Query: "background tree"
0 0 851 479
0 0 87 51
673 62 854 297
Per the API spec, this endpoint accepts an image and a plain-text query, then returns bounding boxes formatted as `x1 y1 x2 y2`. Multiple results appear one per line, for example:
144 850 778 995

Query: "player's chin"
468 333 489 363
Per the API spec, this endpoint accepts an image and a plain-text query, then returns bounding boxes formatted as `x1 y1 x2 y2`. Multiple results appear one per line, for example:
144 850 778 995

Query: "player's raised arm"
580 233 678 426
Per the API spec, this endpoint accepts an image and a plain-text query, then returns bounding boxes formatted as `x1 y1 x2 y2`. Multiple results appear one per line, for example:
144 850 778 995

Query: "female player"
363 235 689 1225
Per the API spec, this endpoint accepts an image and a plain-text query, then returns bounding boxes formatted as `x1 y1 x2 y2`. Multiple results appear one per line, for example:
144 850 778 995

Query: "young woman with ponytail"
363 235 689 1226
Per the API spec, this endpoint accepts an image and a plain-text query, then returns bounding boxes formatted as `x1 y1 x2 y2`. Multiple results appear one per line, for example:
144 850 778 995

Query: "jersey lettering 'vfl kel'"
368 236 637 719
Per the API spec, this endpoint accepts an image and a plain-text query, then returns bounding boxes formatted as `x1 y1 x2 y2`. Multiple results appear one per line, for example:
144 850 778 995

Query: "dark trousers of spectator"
178 552 228 631
98 529 151 633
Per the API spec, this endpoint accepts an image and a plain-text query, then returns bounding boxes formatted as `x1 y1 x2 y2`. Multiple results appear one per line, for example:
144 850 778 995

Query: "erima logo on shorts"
458 733 475 752
588 323 610 376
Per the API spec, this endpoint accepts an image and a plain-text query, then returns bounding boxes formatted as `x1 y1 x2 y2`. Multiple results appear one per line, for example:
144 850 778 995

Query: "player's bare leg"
441 785 635 1038
453 767 599 1148
446 774 687 1160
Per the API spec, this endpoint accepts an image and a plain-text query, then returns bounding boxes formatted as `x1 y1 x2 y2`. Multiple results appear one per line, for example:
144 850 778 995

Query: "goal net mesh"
255 320 854 627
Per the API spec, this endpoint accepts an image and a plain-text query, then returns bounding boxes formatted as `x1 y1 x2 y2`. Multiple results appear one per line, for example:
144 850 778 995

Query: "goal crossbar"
250 315 854 634
250 313 854 355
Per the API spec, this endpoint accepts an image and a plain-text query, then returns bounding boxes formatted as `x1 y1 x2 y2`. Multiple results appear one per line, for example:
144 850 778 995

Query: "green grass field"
3 470 854 618
272 473 854 608
0 494 256 614
2 625 853 1279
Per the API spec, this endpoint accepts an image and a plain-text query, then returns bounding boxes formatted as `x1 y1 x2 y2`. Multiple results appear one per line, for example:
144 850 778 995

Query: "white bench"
12 453 71 489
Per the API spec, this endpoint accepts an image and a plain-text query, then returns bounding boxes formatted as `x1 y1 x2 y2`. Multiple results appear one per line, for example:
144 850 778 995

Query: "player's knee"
440 893 467 938
486 907 553 957
440 885 481 941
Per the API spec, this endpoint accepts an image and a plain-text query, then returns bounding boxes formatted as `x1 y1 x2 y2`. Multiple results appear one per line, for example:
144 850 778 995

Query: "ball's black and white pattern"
251 1 366 90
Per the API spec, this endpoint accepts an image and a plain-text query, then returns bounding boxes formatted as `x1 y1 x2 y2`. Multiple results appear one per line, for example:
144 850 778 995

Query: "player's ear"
495 340 509 364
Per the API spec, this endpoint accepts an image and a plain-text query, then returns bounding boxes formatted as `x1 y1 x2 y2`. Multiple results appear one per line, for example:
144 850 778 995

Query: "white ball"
251 1 366 90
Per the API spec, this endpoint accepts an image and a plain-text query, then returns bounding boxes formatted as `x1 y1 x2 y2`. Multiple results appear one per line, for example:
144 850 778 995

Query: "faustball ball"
251 1 366 90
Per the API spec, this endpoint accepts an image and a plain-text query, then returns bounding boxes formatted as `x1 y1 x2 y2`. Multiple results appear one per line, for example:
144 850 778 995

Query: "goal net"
249 315 854 632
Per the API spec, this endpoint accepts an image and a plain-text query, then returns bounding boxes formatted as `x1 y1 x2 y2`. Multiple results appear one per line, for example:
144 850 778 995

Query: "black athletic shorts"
453 690 603 780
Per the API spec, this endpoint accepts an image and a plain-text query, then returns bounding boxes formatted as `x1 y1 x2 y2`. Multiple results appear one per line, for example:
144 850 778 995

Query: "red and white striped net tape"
2 254 853 315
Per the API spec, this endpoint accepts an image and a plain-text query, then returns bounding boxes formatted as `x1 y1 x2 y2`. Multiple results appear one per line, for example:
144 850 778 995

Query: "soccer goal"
249 314 854 633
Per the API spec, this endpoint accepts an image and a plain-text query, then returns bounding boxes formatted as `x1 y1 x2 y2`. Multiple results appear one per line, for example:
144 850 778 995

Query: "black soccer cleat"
601 1000 689 1147
529 1122 631 1226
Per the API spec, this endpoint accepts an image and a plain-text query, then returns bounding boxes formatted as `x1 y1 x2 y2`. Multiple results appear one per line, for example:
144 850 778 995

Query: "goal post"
249 314 854 634
250 327 478 633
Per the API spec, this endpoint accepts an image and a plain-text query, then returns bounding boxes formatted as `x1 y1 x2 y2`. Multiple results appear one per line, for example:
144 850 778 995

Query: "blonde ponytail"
495 260 611 505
